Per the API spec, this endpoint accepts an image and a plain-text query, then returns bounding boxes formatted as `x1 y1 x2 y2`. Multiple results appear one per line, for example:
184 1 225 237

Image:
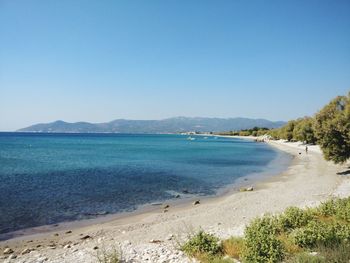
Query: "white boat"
187 136 195 141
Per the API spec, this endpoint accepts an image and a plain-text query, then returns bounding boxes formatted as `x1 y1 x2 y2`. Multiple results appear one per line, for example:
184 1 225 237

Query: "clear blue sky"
0 0 349 131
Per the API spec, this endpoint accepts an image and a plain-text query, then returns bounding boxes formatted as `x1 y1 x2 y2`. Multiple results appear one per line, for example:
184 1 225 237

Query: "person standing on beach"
305 146 308 154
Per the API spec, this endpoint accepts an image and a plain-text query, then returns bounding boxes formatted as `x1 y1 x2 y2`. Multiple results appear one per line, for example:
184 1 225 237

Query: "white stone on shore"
123 240 131 246
37 256 49 262
3 248 14 254
149 239 162 243
21 248 32 255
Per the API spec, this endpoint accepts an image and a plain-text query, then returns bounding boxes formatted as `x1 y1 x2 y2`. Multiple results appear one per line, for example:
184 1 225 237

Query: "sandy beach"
1 139 349 263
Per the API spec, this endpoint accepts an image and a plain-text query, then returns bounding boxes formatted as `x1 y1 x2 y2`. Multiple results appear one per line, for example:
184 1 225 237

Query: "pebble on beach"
240 186 254 192
3 248 14 254
149 239 162 244
21 248 32 255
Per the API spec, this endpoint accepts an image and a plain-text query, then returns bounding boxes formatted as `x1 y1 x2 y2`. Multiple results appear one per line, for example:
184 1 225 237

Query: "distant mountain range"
17 117 286 133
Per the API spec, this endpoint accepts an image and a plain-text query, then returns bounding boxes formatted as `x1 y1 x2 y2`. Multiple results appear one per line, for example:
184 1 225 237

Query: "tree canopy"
223 91 350 164
314 93 350 164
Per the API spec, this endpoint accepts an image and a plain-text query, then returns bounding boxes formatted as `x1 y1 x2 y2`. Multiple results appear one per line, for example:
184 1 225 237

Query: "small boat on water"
187 136 195 141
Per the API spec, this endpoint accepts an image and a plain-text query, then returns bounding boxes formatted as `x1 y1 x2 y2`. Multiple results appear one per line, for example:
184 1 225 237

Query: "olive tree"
293 117 317 144
314 93 350 164
282 120 296 141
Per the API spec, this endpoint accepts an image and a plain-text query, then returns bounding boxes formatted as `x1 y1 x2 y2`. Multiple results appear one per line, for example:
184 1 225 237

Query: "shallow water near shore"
0 133 291 238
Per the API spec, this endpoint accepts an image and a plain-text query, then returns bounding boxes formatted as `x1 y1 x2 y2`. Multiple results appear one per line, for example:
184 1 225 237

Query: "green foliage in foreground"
292 221 350 248
181 230 222 257
317 196 350 222
278 207 314 232
181 197 350 263
242 216 284 263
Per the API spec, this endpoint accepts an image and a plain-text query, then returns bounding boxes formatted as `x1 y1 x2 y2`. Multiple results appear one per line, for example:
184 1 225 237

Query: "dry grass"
277 233 303 255
315 214 335 224
222 237 244 259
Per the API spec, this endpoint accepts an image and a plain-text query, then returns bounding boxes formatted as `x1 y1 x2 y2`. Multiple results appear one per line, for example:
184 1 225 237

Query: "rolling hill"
17 117 286 133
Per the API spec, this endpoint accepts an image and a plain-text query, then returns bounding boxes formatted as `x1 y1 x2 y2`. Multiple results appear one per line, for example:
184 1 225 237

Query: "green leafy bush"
334 197 350 222
279 207 313 231
314 93 350 164
317 199 338 217
181 230 222 257
333 223 350 240
96 247 121 263
317 197 350 222
292 221 350 248
185 198 350 263
242 215 285 263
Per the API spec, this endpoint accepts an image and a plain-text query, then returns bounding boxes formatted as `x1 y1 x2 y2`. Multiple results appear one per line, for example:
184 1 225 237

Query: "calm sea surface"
0 133 291 236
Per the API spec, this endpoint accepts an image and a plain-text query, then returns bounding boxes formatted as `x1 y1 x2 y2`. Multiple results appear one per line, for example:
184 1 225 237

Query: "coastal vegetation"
218 92 350 164
181 230 223 258
181 197 350 263
270 93 350 164
96 247 121 263
217 127 271 137
314 94 350 164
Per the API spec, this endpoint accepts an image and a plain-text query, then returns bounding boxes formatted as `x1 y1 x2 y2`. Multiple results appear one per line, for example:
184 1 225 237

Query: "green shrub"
333 223 350 241
181 230 222 257
184 198 350 262
334 197 350 222
242 215 285 263
317 197 350 222
96 247 121 263
292 221 349 248
279 207 314 231
317 199 337 217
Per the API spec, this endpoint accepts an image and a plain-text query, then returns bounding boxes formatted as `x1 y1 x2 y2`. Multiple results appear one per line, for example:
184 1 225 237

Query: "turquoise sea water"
0 133 290 237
